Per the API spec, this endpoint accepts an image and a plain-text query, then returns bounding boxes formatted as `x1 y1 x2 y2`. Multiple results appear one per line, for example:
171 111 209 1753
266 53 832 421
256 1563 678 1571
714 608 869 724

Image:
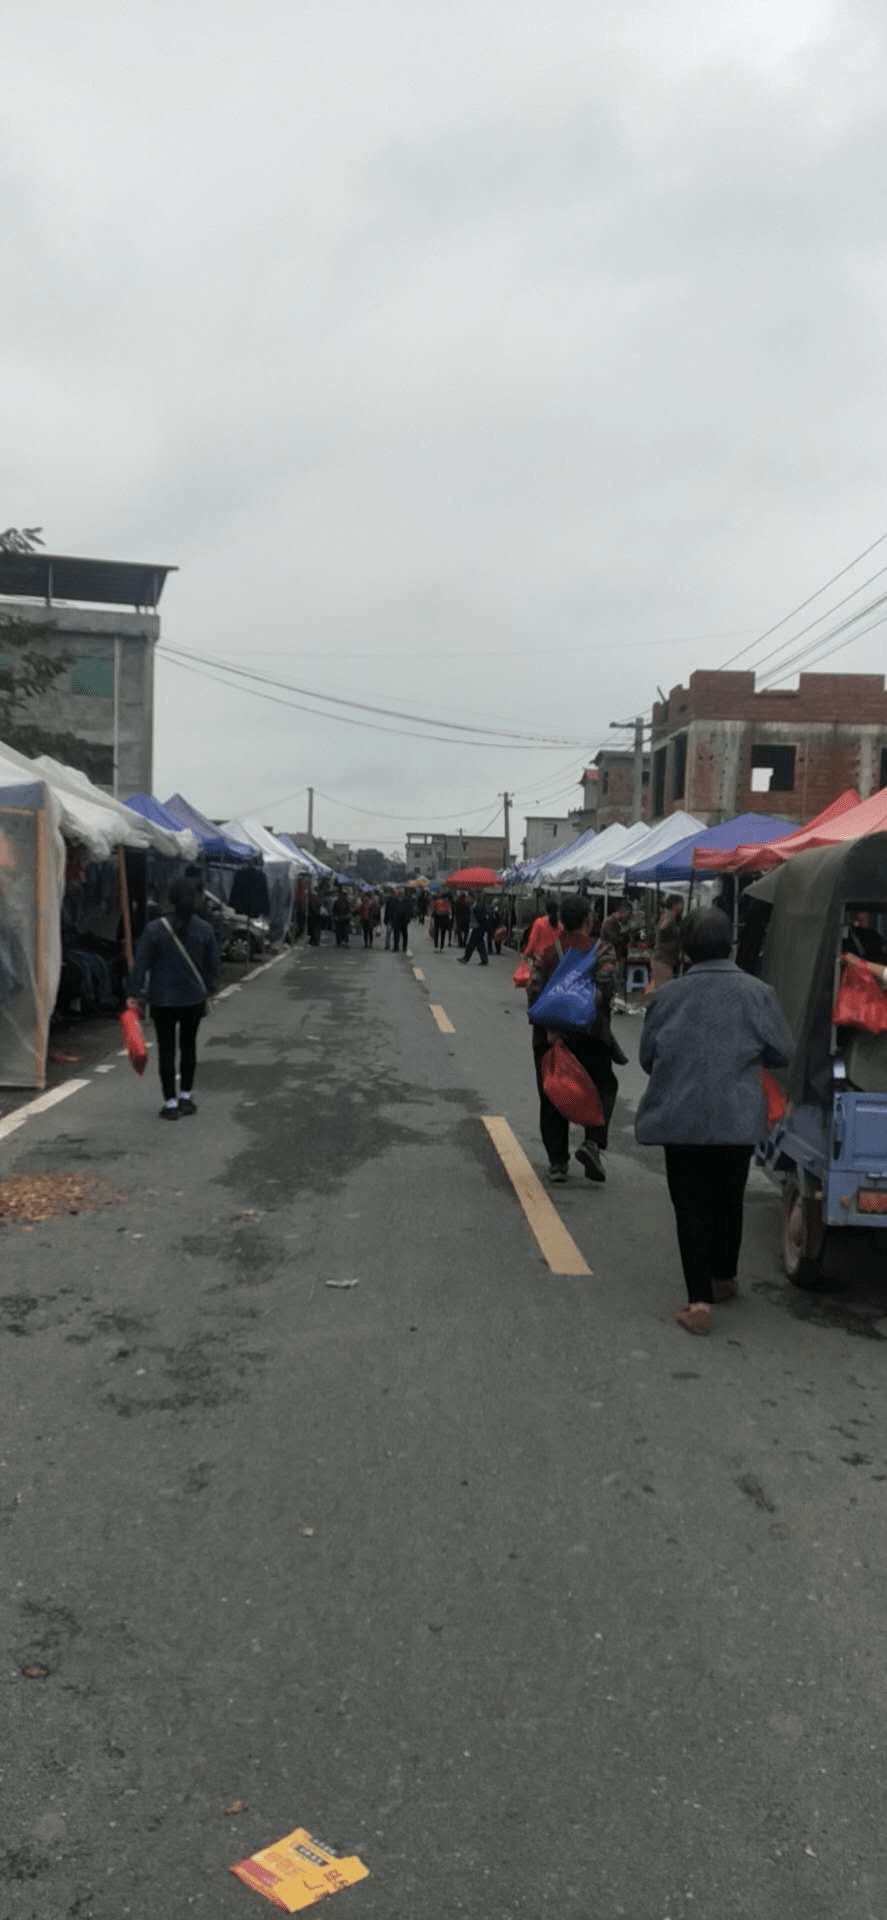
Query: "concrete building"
405 830 506 877
575 749 651 832
0 550 174 794
650 669 887 825
522 814 582 862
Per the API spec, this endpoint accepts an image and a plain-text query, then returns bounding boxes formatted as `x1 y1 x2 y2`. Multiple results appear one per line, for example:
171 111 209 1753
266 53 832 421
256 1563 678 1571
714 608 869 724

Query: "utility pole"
610 714 648 822
307 786 314 841
631 715 645 821
502 791 512 868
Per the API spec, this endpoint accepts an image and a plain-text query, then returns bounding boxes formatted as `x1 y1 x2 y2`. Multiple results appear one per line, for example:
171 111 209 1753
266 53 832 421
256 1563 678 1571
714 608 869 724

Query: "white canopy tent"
555 819 651 884
605 810 705 881
0 743 197 861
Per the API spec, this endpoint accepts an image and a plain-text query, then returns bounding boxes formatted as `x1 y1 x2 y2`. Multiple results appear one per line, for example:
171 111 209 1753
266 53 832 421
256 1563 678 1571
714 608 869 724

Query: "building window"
672 732 688 802
750 744 796 793
880 746 887 790
601 771 609 795
652 746 667 816
70 657 113 698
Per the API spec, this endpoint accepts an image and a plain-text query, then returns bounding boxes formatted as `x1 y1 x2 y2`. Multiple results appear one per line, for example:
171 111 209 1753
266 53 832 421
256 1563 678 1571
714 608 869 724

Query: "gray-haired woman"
636 908 792 1335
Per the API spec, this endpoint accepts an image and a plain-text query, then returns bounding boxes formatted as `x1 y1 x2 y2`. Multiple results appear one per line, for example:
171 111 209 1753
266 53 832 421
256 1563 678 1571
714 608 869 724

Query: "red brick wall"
653 670 887 730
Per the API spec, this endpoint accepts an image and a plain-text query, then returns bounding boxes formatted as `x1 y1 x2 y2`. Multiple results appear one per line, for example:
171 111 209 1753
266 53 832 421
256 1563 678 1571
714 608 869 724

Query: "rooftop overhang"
0 552 176 610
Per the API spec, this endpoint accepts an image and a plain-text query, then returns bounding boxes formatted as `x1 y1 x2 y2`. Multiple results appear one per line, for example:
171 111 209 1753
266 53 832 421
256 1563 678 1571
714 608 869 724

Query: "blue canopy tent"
162 793 254 861
125 792 196 837
630 811 796 883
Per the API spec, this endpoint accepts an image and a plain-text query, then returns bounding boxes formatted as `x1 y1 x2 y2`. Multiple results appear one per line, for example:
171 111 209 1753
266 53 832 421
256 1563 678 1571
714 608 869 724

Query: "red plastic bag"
512 957 531 988
120 1007 148 1076
760 1067 787 1130
541 1039 604 1127
833 955 887 1035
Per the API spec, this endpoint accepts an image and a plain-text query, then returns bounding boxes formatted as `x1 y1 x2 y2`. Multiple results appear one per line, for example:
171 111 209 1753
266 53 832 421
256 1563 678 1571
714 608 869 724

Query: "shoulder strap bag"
160 917 213 1012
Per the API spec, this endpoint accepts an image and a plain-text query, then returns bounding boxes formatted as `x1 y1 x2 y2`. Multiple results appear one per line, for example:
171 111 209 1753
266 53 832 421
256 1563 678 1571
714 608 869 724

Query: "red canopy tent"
710 790 862 874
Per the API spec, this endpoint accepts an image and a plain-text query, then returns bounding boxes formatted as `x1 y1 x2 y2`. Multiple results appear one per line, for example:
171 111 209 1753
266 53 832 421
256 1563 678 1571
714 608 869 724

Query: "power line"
160 650 577 753
759 603 887 688
159 642 590 751
717 524 887 673
727 563 887 684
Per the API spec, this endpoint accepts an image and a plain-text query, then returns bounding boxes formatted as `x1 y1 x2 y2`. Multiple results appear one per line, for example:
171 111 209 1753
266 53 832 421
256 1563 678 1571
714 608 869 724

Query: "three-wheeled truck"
743 834 887 1285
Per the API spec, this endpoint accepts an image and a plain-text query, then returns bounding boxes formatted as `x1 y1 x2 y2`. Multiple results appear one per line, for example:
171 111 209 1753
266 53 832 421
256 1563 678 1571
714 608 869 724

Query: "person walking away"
307 890 322 946
392 889 413 953
635 907 792 1336
359 891 378 949
524 897 562 966
459 895 489 965
528 895 619 1183
126 876 220 1120
332 888 351 947
432 891 452 951
383 890 398 950
453 892 470 949
649 894 684 994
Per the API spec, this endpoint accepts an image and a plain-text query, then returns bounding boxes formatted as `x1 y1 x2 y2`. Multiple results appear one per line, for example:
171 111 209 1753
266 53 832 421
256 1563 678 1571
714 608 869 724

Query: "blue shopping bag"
527 941 600 1036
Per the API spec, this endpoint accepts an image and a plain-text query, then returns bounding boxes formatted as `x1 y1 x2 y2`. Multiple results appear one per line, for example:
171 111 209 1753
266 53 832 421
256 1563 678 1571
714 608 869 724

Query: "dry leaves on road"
0 1173 126 1226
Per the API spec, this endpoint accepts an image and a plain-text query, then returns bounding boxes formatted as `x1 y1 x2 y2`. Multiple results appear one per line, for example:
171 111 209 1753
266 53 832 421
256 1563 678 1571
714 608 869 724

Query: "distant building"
0 549 174 794
405 830 506 877
650 670 887 824
575 750 651 832
522 815 582 862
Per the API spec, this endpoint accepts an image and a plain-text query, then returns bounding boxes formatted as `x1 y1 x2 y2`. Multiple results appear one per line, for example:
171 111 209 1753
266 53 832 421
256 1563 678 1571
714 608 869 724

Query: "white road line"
0 1079 92 1143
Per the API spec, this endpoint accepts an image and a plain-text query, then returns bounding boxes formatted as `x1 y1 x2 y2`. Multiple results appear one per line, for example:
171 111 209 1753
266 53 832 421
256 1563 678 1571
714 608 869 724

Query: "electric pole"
502 791 512 868
631 715 645 821
307 786 314 841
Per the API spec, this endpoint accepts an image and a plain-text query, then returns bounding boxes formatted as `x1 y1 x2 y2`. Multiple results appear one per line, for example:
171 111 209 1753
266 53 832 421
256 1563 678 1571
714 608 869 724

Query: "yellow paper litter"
231 1826 369 1912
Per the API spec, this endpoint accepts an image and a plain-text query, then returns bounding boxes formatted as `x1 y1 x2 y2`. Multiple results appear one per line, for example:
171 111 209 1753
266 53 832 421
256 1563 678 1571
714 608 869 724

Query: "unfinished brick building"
650 670 887 825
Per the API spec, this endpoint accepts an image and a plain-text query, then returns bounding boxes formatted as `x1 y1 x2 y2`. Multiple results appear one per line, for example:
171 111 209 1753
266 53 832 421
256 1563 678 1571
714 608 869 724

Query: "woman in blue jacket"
636 907 792 1335
126 877 220 1120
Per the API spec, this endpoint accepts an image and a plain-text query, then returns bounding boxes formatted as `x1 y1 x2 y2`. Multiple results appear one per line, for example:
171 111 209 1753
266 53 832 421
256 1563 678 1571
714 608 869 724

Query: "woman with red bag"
528 895 619 1186
126 878 219 1121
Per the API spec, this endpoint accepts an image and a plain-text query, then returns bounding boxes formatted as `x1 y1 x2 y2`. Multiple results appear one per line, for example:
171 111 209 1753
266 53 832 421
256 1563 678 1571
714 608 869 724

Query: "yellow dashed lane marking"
481 1116 592 1277
413 967 425 981
430 1004 455 1034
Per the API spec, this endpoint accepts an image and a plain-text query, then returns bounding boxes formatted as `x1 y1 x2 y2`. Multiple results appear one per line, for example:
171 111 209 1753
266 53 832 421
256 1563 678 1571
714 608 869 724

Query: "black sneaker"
159 1105 179 1121
178 1097 197 1116
575 1142 605 1182
547 1163 568 1184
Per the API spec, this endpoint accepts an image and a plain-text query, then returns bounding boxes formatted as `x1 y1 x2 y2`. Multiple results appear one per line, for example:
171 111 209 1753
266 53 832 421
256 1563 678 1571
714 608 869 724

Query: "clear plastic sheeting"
0 743 198 861
0 780 65 1089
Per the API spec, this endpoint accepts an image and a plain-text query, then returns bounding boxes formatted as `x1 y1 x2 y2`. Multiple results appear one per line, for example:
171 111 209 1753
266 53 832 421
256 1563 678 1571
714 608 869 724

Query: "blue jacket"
127 914 220 1009
636 959 792 1146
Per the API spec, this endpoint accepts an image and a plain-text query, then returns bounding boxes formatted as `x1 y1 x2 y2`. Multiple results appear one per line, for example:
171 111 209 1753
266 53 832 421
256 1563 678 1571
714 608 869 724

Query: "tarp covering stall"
276 834 332 877
221 818 304 939
163 794 254 861
563 820 651 885
605 810 704 880
0 780 65 1090
631 811 795 884
717 790 867 874
0 747 197 862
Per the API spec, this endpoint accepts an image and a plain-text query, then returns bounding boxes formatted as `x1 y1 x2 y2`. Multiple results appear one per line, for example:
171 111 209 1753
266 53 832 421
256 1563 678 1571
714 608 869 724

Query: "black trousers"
663 1144 753 1304
533 1034 618 1169
462 928 488 964
151 1003 204 1101
433 917 451 949
362 922 374 947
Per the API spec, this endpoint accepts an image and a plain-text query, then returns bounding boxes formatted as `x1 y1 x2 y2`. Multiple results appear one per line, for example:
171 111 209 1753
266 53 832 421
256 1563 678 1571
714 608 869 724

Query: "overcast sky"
4 0 887 852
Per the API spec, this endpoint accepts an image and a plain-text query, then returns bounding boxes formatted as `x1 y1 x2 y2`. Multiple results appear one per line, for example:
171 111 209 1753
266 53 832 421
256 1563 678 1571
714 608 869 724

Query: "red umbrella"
446 865 501 888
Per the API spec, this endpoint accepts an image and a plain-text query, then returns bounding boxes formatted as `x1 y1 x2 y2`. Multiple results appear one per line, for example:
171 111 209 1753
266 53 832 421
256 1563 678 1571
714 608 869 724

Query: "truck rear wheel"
782 1173 825 1287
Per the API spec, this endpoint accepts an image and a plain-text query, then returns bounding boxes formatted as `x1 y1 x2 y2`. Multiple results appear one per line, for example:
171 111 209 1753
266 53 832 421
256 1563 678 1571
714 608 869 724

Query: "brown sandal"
675 1305 710 1336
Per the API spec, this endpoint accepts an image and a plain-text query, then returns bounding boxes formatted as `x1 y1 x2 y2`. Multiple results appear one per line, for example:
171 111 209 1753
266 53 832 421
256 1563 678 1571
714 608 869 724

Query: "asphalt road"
3 932 887 1919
